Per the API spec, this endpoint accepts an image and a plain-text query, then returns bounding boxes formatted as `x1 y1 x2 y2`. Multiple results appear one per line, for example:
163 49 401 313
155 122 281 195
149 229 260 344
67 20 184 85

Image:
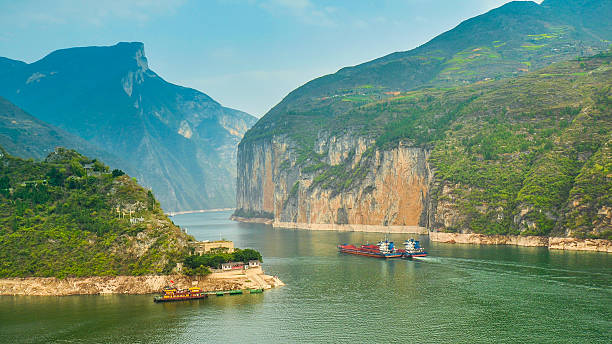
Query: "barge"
337 237 427 259
153 287 206 303
153 286 263 302
337 237 404 258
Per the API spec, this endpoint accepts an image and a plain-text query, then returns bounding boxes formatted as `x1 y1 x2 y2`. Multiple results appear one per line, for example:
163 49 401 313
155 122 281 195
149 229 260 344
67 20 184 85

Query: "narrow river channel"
1 210 610 343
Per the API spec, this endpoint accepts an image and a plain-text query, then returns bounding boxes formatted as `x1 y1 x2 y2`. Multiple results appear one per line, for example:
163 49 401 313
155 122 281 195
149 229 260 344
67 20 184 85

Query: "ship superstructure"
402 239 427 258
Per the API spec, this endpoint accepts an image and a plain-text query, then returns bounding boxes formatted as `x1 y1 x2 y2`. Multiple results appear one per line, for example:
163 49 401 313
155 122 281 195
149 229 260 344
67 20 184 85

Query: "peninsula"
0 147 283 296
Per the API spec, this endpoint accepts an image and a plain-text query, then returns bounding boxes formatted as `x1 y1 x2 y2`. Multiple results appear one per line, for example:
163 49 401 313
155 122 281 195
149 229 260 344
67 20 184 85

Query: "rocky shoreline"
230 215 273 225
232 217 611 253
273 221 428 234
0 267 284 296
426 232 611 253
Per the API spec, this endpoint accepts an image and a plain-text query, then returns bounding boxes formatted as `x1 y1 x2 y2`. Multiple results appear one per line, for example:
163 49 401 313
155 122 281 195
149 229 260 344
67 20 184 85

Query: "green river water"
1 210 611 343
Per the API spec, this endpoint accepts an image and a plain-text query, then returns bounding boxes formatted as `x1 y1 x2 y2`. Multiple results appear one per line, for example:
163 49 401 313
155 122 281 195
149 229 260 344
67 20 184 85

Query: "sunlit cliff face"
236 133 433 228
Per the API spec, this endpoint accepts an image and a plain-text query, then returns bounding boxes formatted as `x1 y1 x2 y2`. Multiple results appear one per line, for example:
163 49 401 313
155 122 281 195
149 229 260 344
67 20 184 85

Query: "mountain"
0 96 128 167
257 0 610 119
0 147 193 277
235 1 612 240
0 42 257 211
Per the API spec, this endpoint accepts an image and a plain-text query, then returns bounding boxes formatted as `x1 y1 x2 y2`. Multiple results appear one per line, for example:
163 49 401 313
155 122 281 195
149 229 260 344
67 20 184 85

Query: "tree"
147 190 155 210
93 160 108 172
70 160 86 177
111 169 125 178
232 248 263 263
46 167 64 186
0 176 9 189
0 176 9 197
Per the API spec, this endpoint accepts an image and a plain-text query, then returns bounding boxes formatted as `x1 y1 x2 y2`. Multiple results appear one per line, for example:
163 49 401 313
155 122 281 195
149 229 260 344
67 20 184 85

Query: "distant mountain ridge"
261 0 611 119
0 96 128 168
0 42 257 211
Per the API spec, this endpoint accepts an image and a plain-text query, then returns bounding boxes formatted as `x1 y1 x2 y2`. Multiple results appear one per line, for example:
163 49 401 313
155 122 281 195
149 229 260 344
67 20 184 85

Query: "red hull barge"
337 244 404 258
338 237 427 259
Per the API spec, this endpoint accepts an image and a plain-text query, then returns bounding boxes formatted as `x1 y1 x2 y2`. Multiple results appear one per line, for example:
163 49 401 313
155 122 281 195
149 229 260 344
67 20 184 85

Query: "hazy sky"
0 0 539 117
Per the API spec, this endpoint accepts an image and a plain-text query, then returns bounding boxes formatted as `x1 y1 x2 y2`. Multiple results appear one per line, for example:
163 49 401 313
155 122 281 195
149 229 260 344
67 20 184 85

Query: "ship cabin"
163 287 178 296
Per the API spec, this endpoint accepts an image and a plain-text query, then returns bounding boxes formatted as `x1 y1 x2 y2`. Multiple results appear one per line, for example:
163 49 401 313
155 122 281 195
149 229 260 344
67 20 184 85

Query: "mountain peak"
35 41 148 73
113 42 148 70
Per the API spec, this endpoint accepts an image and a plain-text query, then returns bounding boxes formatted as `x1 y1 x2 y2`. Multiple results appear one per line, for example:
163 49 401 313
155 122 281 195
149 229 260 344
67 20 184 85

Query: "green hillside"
247 0 610 128
243 51 611 239
240 0 611 239
0 147 194 278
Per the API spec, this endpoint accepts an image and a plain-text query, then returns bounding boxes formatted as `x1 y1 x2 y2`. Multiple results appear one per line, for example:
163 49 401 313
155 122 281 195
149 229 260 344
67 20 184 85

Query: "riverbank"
231 217 610 252
0 267 284 296
430 232 612 253
273 221 428 234
230 215 273 225
167 208 236 217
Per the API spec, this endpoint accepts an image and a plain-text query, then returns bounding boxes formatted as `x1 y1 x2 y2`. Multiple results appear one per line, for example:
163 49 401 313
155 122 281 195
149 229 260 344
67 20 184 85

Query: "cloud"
258 0 338 27
0 0 186 27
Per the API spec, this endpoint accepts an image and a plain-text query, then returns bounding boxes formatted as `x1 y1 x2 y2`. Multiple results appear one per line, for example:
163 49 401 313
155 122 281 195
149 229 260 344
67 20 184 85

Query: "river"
1 210 611 343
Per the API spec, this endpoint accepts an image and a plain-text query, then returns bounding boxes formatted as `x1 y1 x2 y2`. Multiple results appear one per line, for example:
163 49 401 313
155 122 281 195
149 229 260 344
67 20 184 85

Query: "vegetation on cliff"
427 54 611 239
233 1 612 238
242 0 611 151
239 51 611 239
0 147 194 278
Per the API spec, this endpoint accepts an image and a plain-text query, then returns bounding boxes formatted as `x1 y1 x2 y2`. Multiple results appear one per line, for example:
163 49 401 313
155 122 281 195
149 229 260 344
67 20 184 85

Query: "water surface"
1 211 611 343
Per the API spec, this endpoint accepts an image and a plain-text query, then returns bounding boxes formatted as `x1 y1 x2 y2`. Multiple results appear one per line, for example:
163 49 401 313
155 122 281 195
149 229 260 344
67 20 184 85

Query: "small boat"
402 239 427 258
337 237 404 258
153 287 207 303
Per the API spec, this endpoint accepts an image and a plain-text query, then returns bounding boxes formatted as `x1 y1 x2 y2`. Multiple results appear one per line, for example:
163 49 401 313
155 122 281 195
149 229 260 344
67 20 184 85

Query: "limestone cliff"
235 51 612 246
236 133 432 232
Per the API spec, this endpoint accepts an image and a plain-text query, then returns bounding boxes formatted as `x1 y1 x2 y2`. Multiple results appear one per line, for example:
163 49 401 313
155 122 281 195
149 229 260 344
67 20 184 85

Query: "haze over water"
1 210 610 343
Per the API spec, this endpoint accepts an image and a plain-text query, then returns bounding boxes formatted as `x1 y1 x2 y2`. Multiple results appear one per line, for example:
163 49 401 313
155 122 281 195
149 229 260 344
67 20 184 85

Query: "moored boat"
153 286 207 303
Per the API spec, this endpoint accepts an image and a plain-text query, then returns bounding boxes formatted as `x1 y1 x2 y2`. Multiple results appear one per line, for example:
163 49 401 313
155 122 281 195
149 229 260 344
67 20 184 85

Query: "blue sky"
0 0 538 116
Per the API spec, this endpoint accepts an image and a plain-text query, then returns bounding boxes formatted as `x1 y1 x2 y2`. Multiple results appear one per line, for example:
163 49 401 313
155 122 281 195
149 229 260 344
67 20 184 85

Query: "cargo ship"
337 237 427 259
402 239 427 258
153 286 206 303
337 237 404 258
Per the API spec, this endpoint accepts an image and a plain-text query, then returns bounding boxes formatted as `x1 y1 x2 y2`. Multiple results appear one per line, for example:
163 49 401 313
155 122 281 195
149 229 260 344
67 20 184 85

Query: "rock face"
236 133 432 232
430 232 612 253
